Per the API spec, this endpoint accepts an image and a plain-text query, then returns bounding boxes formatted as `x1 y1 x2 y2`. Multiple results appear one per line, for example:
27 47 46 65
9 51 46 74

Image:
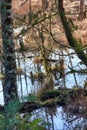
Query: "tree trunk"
58 0 87 67
79 0 86 20
28 0 32 24
42 0 48 9
1 0 18 105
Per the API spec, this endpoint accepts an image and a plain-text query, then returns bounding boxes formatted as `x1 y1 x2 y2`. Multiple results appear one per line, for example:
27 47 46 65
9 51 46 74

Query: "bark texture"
58 0 87 66
1 0 18 105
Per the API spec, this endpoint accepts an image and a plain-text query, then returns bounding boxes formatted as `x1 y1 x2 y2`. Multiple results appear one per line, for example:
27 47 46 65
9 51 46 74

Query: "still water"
0 49 87 129
31 106 87 130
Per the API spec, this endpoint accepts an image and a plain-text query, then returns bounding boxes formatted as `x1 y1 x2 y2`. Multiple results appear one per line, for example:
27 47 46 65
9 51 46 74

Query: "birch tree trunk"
1 0 18 106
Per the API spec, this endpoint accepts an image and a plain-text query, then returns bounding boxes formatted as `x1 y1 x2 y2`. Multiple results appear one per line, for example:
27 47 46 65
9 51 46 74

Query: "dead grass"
1 0 87 51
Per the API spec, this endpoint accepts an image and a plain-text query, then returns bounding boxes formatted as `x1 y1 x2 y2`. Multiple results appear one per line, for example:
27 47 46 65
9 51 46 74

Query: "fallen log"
0 88 87 113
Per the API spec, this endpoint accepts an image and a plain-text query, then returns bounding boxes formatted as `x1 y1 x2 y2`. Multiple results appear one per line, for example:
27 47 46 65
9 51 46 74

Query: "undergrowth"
0 98 50 130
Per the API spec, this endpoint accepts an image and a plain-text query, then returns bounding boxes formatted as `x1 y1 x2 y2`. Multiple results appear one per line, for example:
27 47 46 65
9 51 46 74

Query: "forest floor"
0 1 87 52
12 0 87 53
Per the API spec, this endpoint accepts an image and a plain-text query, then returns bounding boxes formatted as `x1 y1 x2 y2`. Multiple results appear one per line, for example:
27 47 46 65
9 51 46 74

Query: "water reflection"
0 49 87 103
31 106 87 130
0 49 87 129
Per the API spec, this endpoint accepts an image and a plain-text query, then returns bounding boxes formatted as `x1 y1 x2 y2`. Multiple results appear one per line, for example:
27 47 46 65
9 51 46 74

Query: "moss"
40 89 61 100
58 0 87 66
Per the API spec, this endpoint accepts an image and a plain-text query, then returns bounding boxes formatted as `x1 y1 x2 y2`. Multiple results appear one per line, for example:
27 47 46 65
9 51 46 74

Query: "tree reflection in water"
31 106 87 130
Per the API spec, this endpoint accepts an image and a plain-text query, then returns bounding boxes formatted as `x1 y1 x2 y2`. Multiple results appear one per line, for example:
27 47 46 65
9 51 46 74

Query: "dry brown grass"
64 1 87 46
12 0 42 16
6 0 87 51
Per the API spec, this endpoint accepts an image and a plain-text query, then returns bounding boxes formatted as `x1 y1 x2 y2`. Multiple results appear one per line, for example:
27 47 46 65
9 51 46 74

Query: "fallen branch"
0 89 87 113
